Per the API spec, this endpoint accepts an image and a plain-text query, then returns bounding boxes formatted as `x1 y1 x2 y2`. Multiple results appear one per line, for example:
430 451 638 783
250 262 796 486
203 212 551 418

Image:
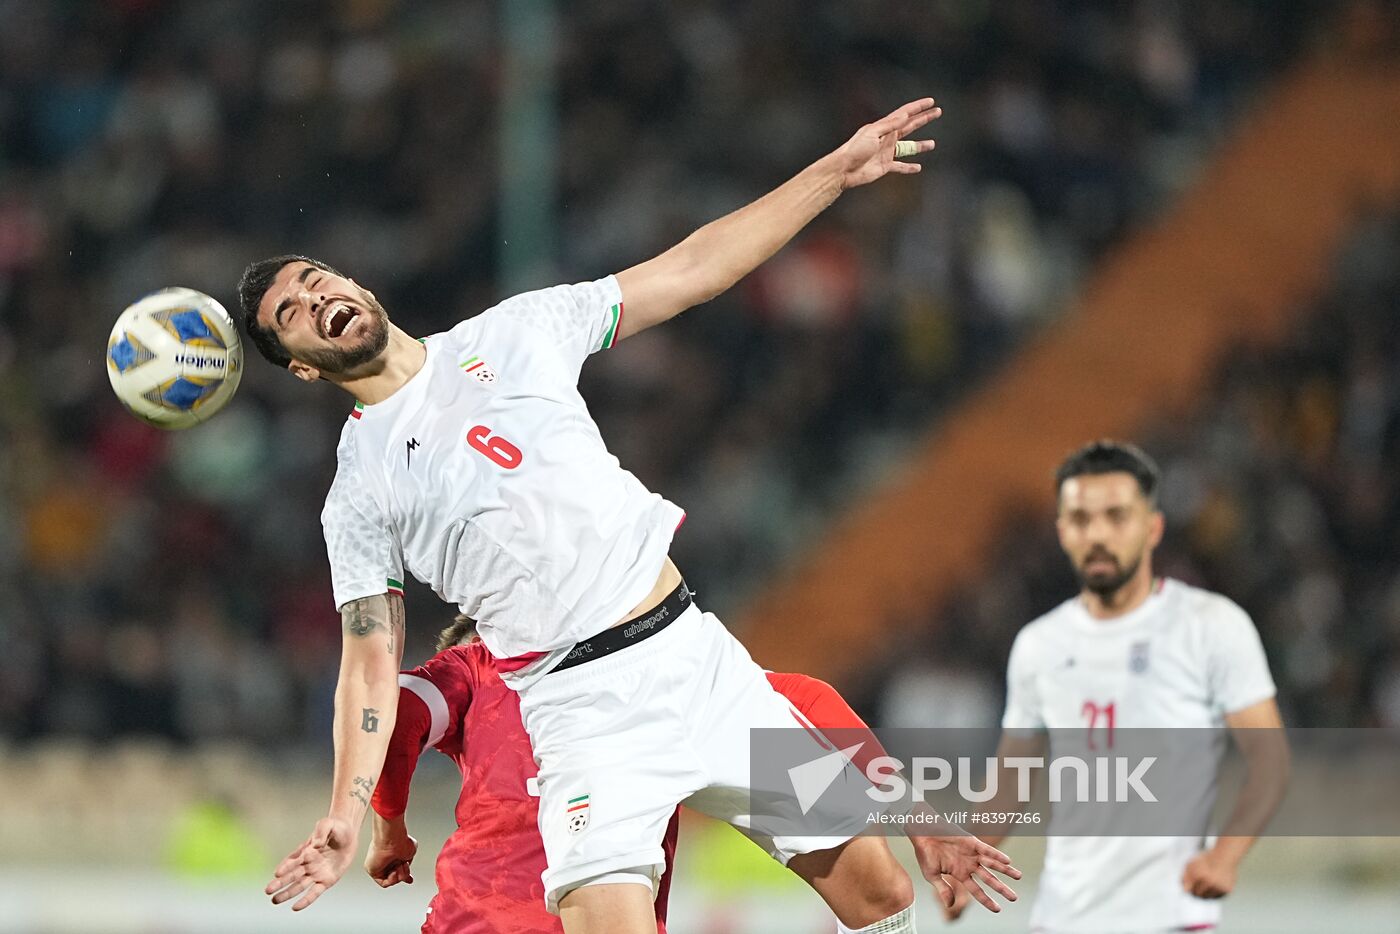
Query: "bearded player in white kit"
244 99 1021 932
944 441 1288 933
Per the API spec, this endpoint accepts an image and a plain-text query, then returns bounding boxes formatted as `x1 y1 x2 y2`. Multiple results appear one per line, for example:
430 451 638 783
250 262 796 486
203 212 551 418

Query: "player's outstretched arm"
266 593 407 911
1182 698 1289 899
614 98 940 339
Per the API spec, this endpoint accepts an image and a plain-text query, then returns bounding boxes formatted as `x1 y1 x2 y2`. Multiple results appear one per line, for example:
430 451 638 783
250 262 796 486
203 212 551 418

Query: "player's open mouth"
325 304 359 339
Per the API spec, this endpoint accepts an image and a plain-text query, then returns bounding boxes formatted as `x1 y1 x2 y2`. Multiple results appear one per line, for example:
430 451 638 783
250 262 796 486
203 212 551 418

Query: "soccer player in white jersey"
943 441 1288 933
244 99 1020 932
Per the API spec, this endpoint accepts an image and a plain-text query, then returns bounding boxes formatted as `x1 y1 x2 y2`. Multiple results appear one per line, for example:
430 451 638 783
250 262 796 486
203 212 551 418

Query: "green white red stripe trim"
461 355 485 373
566 794 590 812
601 303 623 349
386 578 404 597
350 401 365 420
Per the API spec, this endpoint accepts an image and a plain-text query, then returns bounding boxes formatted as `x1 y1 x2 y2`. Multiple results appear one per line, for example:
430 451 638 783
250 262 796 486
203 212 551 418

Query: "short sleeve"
321 445 404 610
406 647 479 758
766 672 870 730
1001 628 1046 730
767 671 891 780
1205 600 1277 714
489 275 625 375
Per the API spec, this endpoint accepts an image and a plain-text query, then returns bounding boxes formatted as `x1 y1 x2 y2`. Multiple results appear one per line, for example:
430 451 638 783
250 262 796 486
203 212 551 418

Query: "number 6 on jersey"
468 425 523 469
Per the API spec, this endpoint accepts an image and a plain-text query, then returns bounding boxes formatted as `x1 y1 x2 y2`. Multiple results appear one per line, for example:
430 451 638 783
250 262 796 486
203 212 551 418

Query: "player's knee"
875 868 915 918
837 874 916 933
861 842 915 918
844 865 915 926
792 837 914 928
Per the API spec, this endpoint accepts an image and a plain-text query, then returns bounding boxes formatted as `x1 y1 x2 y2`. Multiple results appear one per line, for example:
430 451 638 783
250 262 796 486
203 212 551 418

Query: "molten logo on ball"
106 287 244 430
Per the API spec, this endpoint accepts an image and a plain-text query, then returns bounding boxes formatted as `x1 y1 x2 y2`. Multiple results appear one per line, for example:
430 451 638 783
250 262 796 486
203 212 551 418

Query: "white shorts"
517 600 864 914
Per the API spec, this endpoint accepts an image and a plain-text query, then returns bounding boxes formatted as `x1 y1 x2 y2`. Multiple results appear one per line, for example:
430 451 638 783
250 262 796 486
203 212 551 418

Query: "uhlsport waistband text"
549 580 692 674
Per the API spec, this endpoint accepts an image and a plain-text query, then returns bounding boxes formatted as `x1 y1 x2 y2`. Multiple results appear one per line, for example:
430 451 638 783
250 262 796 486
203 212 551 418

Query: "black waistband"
549 580 692 674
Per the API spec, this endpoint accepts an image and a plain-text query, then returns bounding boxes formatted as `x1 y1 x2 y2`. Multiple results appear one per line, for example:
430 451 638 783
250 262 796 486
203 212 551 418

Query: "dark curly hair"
236 254 346 368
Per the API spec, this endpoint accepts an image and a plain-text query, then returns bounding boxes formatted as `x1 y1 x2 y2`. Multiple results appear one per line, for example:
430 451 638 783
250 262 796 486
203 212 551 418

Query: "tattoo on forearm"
387 596 405 656
361 707 380 733
349 774 375 807
343 597 388 638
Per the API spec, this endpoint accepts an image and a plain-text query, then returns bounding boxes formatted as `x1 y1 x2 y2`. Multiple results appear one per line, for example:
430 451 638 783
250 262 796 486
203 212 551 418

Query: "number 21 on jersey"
468 425 523 470
1081 700 1115 750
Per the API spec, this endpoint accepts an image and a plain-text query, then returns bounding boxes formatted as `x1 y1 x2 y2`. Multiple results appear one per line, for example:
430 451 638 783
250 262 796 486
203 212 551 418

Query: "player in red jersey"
365 614 890 933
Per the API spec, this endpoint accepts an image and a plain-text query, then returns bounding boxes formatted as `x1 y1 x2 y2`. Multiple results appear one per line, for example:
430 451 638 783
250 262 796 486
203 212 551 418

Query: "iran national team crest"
1129 640 1151 674
565 794 590 834
460 355 496 383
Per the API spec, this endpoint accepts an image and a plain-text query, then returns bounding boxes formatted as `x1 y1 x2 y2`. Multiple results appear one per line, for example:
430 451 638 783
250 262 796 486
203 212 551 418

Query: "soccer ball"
106 287 244 430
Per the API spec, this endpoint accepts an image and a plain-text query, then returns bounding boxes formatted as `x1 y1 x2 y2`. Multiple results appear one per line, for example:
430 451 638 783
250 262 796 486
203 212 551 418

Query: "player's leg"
677 608 921 929
558 880 656 934
526 688 682 933
787 836 916 932
514 588 709 930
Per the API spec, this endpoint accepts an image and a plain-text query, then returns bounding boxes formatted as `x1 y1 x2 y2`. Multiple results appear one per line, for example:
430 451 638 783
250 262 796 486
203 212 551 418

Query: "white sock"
836 902 915 933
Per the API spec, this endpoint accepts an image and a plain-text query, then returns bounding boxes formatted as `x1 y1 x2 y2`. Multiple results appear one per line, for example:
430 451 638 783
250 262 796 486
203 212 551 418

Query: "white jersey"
1002 578 1276 933
320 275 685 686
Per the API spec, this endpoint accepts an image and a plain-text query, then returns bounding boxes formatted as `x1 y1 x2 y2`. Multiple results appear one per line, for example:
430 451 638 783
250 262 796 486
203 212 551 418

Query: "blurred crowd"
0 0 1334 745
876 210 1400 730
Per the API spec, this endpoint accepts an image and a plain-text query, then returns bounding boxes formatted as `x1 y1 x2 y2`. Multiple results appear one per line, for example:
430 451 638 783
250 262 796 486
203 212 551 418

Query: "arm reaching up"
615 98 941 338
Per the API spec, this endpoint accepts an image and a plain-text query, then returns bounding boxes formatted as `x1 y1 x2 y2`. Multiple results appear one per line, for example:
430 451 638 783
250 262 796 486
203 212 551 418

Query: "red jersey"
372 647 867 934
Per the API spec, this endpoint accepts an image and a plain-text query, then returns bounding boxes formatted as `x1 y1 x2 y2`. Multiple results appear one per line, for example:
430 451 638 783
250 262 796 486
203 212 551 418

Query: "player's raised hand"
832 98 941 191
909 831 1020 914
266 816 358 910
